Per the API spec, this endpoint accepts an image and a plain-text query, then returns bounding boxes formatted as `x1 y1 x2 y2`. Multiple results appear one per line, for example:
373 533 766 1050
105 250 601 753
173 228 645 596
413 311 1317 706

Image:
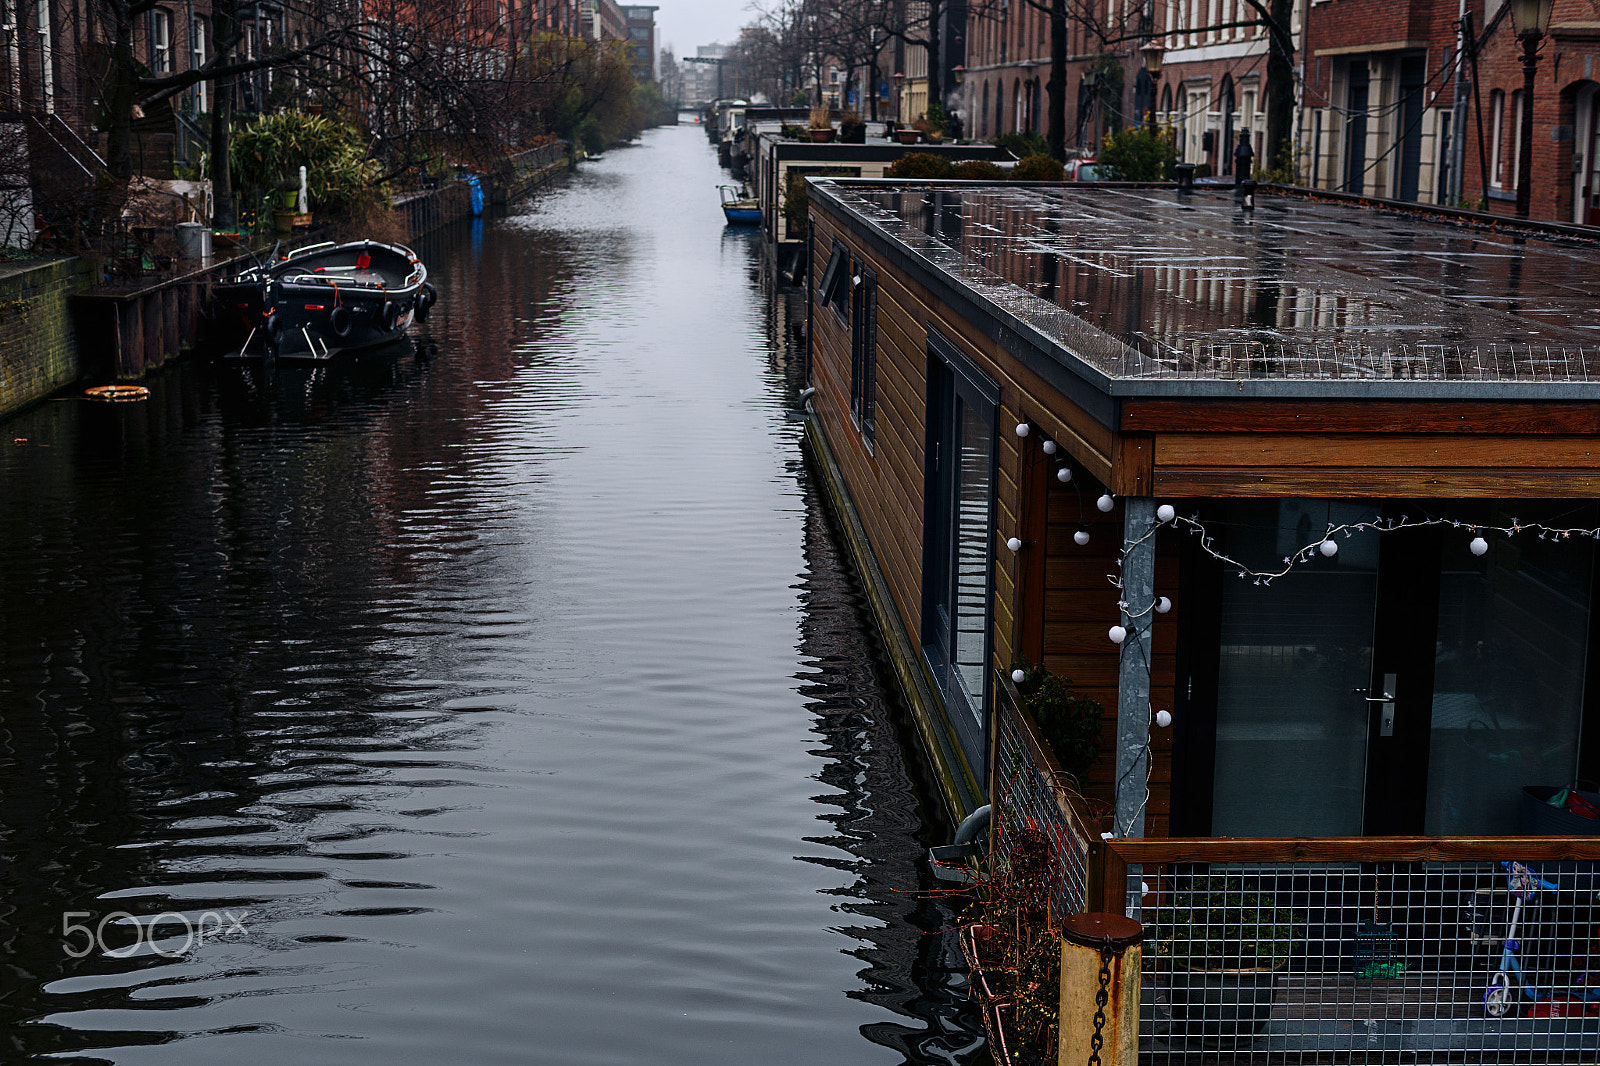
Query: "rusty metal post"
1059 913 1143 1066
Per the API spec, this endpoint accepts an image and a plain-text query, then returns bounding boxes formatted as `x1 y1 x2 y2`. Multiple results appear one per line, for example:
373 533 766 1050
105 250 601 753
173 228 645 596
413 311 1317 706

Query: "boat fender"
416 282 437 323
327 305 354 339
380 301 400 332
266 313 286 344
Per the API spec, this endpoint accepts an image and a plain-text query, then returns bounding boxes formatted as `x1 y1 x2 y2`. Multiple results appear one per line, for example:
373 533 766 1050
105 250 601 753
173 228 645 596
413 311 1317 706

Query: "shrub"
230 111 386 217
994 131 1048 159
1097 125 1177 182
950 159 1006 180
883 153 955 179
1011 153 1065 182
1011 658 1101 783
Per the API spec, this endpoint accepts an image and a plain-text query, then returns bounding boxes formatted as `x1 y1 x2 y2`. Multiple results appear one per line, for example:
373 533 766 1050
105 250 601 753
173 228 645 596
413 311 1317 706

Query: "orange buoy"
84 385 151 402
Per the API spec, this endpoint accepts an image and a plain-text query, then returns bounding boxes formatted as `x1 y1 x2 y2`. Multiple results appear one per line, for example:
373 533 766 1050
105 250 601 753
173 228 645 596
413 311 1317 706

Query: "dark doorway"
1345 61 1370 193
1398 53 1426 201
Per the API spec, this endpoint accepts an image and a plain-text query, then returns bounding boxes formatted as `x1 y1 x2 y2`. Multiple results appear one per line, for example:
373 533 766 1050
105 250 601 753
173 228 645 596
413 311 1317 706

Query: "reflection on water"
0 125 983 1064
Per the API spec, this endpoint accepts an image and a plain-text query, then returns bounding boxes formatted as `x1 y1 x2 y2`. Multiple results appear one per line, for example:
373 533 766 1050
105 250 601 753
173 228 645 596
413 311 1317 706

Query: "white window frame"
1489 89 1504 188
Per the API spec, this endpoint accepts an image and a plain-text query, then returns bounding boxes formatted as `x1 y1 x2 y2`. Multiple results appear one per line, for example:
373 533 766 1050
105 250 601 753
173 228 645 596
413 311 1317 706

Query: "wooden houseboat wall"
804 178 1600 846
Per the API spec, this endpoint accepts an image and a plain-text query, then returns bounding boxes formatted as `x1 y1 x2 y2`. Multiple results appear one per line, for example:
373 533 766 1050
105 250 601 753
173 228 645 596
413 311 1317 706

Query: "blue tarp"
464 175 484 216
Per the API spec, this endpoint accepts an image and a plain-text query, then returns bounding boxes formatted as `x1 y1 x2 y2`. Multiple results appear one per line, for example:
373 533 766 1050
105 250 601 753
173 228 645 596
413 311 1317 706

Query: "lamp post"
1141 39 1166 133
894 71 905 125
1511 0 1554 219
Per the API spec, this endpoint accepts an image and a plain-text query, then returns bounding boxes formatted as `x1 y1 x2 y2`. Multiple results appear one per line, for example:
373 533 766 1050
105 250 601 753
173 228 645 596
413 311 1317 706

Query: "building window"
1489 89 1505 188
850 261 877 444
151 9 173 73
192 16 209 112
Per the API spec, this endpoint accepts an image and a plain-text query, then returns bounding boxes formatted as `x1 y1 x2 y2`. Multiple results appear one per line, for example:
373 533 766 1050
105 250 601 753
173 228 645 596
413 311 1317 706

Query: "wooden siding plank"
1156 434 1600 470
1153 468 1600 498
1123 400 1600 436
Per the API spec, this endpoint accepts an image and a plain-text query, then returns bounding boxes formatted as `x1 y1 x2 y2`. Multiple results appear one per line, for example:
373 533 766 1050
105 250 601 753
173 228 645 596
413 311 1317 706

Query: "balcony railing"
1097 837 1600 1062
989 678 1600 1062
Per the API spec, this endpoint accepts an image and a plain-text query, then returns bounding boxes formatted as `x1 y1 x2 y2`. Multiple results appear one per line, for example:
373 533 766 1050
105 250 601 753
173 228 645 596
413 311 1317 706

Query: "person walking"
1233 130 1254 186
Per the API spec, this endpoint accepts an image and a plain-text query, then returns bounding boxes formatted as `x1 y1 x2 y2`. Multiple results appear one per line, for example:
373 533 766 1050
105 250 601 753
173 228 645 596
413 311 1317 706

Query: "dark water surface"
0 125 985 1064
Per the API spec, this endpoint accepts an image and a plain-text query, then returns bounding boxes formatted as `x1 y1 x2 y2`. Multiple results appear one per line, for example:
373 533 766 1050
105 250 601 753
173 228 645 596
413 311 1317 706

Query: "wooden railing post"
1087 839 1129 916
1059 912 1143 1066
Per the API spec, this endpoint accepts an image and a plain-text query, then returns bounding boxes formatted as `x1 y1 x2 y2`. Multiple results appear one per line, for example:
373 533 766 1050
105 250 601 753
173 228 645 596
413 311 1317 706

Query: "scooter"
1482 861 1600 1017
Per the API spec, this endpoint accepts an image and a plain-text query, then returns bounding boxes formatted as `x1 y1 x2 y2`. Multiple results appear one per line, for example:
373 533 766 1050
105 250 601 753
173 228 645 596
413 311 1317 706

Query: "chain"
1087 937 1113 1066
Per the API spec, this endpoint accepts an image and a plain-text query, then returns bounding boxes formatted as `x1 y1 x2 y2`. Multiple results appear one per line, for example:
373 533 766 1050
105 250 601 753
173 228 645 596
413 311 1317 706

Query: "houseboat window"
849 262 877 443
922 335 1000 779
1211 500 1379 837
949 401 993 714
1426 511 1594 835
818 242 847 314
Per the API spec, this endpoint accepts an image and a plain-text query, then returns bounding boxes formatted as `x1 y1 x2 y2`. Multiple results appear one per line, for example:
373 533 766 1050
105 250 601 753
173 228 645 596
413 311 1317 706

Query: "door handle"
1365 672 1397 736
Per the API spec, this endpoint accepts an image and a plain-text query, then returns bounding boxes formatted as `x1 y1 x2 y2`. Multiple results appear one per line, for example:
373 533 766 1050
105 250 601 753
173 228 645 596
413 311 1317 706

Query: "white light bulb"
1108 625 1127 644
1056 466 1072 483
1015 422 1030 437
1042 439 1057 455
1157 504 1176 523
1011 668 1026 684
1319 539 1339 557
1006 536 1023 552
1097 494 1115 513
1470 536 1489 556
1074 529 1090 546
1155 709 1172 729
1156 596 1172 614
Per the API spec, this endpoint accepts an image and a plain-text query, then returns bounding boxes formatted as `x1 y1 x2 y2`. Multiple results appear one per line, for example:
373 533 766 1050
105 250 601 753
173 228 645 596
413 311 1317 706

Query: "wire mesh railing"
1098 842 1600 1062
991 675 1096 921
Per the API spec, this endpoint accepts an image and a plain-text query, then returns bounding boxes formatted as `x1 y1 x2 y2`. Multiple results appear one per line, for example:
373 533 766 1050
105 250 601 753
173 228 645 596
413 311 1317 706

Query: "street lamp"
952 65 966 85
1511 0 1554 218
1141 39 1166 132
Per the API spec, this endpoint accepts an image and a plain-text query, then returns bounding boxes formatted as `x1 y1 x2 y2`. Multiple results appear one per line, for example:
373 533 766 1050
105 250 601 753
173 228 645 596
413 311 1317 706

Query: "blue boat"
719 185 760 225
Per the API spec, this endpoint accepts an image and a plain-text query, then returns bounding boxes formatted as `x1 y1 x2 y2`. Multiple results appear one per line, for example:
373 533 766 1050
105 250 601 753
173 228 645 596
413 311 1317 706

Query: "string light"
1096 494 1115 512
1011 667 1026 684
1057 466 1072 483
1319 539 1339 557
1155 596 1172 613
1042 439 1057 455
1157 504 1176 523
1074 529 1090 545
1006 536 1023 552
1108 625 1128 644
1015 422 1031 437
1154 709 1172 728
1470 536 1489 556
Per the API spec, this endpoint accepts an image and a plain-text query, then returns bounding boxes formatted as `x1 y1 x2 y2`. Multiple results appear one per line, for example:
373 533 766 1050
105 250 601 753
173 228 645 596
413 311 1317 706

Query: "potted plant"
838 110 866 144
1148 874 1301 1045
807 105 834 142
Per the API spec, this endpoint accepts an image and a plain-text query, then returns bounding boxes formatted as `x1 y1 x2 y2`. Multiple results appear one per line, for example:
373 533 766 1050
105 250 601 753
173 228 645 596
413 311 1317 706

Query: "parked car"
1064 158 1109 181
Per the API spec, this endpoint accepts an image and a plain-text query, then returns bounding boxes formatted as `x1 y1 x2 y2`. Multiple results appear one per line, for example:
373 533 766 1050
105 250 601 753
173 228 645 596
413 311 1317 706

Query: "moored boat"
719 185 760 226
212 240 437 360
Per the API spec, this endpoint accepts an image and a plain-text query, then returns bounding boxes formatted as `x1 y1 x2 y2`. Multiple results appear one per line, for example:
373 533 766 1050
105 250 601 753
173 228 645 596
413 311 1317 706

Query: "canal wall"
397 145 571 239
0 256 96 420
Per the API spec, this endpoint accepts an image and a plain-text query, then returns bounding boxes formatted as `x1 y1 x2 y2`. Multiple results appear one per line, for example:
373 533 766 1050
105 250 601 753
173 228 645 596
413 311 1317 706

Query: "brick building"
1457 0 1600 224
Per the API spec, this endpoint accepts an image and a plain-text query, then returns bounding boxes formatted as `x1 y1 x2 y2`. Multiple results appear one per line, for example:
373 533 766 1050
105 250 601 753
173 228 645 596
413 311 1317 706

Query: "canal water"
0 124 988 1064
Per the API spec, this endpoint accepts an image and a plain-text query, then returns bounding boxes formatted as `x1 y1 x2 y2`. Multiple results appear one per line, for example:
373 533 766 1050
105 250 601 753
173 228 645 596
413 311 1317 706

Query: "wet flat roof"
816 181 1600 393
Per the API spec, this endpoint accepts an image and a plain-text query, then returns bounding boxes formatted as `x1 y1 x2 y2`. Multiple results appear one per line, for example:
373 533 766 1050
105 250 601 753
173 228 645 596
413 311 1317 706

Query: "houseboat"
803 176 1600 1060
739 113 1010 282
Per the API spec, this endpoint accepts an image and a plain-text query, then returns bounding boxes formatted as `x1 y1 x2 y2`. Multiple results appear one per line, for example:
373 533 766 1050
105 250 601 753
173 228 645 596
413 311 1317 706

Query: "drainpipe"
1450 0 1468 206
928 804 991 882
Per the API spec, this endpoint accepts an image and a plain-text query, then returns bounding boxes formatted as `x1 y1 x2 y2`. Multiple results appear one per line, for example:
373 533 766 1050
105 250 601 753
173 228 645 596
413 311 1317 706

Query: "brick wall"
0 257 93 421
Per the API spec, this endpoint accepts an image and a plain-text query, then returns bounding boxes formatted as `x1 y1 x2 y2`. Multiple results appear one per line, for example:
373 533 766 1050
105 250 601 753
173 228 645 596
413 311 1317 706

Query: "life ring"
380 301 400 333
85 385 150 402
415 282 436 323
327 305 354 339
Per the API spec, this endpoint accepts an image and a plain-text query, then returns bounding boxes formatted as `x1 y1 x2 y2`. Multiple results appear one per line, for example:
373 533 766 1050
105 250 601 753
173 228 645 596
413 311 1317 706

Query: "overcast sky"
655 1 755 59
